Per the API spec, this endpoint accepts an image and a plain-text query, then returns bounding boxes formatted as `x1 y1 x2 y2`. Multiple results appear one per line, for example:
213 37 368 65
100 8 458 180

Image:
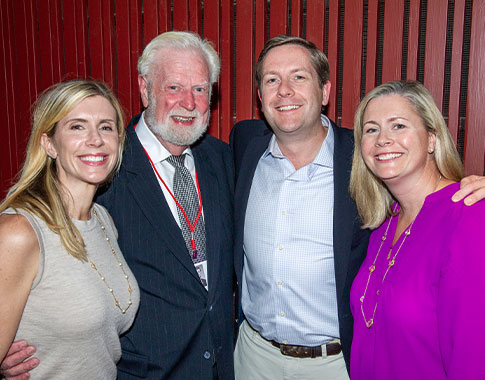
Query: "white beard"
145 105 209 146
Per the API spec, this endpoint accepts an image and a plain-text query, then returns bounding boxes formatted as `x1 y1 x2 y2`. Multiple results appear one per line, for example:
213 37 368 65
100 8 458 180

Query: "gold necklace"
90 208 133 314
359 206 414 328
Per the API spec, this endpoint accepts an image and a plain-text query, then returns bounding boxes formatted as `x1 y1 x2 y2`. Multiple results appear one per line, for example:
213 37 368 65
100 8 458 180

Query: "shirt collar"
264 114 334 169
135 111 194 163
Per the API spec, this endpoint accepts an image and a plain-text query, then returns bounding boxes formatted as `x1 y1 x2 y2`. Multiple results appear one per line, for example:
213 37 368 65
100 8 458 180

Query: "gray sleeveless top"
4 204 140 379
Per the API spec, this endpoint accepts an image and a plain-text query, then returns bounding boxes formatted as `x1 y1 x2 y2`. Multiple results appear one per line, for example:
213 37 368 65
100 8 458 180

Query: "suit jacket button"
204 351 211 360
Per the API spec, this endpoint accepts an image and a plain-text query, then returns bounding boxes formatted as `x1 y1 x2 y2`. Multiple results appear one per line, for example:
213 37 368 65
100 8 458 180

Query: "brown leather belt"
270 340 342 358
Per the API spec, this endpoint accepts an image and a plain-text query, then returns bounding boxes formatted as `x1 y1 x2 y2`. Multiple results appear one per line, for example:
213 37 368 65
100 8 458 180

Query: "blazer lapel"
234 131 272 283
123 127 202 284
331 123 355 305
192 144 221 295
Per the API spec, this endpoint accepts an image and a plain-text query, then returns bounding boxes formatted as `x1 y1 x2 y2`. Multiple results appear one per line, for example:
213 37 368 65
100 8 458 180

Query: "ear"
321 81 332 106
257 88 262 103
40 133 57 159
138 75 149 108
427 132 437 154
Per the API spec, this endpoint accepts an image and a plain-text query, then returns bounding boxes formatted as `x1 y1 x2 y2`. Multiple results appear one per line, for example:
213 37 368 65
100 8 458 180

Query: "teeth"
81 156 106 162
377 153 402 161
172 116 194 122
277 105 300 111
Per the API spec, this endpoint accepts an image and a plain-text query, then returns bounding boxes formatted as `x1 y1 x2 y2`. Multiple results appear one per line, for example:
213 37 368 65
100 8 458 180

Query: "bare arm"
0 214 39 363
452 175 485 205
0 341 38 379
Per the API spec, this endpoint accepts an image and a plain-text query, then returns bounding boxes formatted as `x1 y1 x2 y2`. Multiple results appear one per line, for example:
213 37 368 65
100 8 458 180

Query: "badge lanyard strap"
136 127 203 258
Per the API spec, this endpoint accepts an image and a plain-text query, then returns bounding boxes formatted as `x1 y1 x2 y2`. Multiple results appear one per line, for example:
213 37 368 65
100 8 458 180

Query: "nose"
86 127 103 147
277 79 294 98
180 89 196 111
375 129 392 147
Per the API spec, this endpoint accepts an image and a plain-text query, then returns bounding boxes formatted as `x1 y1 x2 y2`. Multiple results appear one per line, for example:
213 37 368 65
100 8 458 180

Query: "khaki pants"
234 321 349 380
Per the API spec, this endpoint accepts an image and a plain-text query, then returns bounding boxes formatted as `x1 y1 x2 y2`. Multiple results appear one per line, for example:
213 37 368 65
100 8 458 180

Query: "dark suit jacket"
97 114 235 379
230 119 369 371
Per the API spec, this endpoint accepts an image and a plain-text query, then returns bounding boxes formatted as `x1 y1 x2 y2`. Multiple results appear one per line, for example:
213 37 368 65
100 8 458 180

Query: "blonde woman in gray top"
0 80 140 379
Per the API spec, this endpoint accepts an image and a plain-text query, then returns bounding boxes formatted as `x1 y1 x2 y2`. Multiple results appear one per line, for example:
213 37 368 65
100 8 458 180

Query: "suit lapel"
193 143 220 296
234 132 272 283
123 127 203 285
331 123 354 306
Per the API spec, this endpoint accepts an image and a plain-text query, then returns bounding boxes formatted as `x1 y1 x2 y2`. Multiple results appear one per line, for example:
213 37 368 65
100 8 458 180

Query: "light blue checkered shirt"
241 115 339 346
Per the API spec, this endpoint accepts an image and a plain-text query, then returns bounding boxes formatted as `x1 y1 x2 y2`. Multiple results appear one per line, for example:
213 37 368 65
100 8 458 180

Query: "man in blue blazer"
231 36 369 380
97 32 234 379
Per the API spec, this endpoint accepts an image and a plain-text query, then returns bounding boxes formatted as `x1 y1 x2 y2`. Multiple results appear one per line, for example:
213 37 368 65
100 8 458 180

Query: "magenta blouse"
350 182 485 379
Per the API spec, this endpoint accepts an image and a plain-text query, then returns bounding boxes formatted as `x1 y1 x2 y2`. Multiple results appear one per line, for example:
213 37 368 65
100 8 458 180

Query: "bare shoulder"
0 213 39 278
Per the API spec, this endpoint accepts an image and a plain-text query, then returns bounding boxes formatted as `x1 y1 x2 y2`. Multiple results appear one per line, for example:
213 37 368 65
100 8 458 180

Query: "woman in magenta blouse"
349 80 485 379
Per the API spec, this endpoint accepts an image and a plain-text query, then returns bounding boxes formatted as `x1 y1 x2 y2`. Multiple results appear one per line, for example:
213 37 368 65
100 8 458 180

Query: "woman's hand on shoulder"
0 213 39 363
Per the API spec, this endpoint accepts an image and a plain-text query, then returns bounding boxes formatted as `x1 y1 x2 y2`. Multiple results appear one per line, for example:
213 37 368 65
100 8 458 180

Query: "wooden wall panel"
269 0 289 37
235 0 255 121
447 0 465 143
341 1 363 129
423 0 448 110
381 0 404 83
1 0 485 197
464 1 485 175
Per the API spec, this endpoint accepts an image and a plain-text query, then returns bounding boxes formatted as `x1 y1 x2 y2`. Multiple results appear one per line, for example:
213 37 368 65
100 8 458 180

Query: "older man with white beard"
97 31 235 380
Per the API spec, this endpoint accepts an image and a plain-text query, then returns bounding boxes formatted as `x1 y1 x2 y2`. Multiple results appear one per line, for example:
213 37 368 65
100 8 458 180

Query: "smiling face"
258 44 331 141
139 48 211 151
361 94 437 186
41 95 119 195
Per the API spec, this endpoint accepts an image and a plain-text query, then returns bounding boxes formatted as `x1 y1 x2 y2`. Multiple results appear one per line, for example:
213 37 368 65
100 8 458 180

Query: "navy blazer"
230 119 369 371
97 114 235 379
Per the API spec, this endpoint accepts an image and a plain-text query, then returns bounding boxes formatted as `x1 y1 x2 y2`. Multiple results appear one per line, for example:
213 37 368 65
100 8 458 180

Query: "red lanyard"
135 124 203 258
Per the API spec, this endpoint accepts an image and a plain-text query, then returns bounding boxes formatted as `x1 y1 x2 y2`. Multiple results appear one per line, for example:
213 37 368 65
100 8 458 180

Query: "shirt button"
204 351 211 360
280 311 285 317
277 281 283 286
282 211 286 216
283 340 288 344
279 245 284 251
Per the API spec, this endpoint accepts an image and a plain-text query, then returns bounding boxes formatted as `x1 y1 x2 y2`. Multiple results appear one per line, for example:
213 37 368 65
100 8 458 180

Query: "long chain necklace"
90 208 133 314
359 206 415 328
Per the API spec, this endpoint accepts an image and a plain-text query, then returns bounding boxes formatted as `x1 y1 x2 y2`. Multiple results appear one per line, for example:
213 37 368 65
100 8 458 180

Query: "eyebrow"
65 118 116 124
262 67 312 76
364 116 410 125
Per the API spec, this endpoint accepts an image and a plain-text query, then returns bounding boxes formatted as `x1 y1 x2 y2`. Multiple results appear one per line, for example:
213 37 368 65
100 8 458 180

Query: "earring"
428 149 434 154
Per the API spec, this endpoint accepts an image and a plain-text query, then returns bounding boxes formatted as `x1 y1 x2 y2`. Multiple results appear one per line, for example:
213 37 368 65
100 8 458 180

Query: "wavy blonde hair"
0 79 125 261
350 80 464 229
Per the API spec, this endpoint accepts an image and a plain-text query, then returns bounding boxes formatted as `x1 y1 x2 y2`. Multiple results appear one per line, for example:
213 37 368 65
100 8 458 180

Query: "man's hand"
452 175 485 206
0 341 38 380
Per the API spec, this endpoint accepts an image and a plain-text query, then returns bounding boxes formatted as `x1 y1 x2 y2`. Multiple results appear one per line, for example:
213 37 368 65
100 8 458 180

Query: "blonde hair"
350 80 464 229
0 79 125 261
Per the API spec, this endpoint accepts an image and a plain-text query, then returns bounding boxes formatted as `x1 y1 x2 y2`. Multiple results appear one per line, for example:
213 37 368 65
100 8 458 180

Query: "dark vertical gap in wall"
232 0 237 124
361 0 368 99
324 2 329 56
288 0 292 35
336 0 345 123
458 0 473 161
201 0 205 37
417 0 427 84
401 0 410 80
376 0 384 86
443 0 455 120
266 0 270 41
302 0 307 39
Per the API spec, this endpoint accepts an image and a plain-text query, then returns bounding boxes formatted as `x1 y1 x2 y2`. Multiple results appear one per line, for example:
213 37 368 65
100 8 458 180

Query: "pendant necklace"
90 208 133 314
359 205 415 328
